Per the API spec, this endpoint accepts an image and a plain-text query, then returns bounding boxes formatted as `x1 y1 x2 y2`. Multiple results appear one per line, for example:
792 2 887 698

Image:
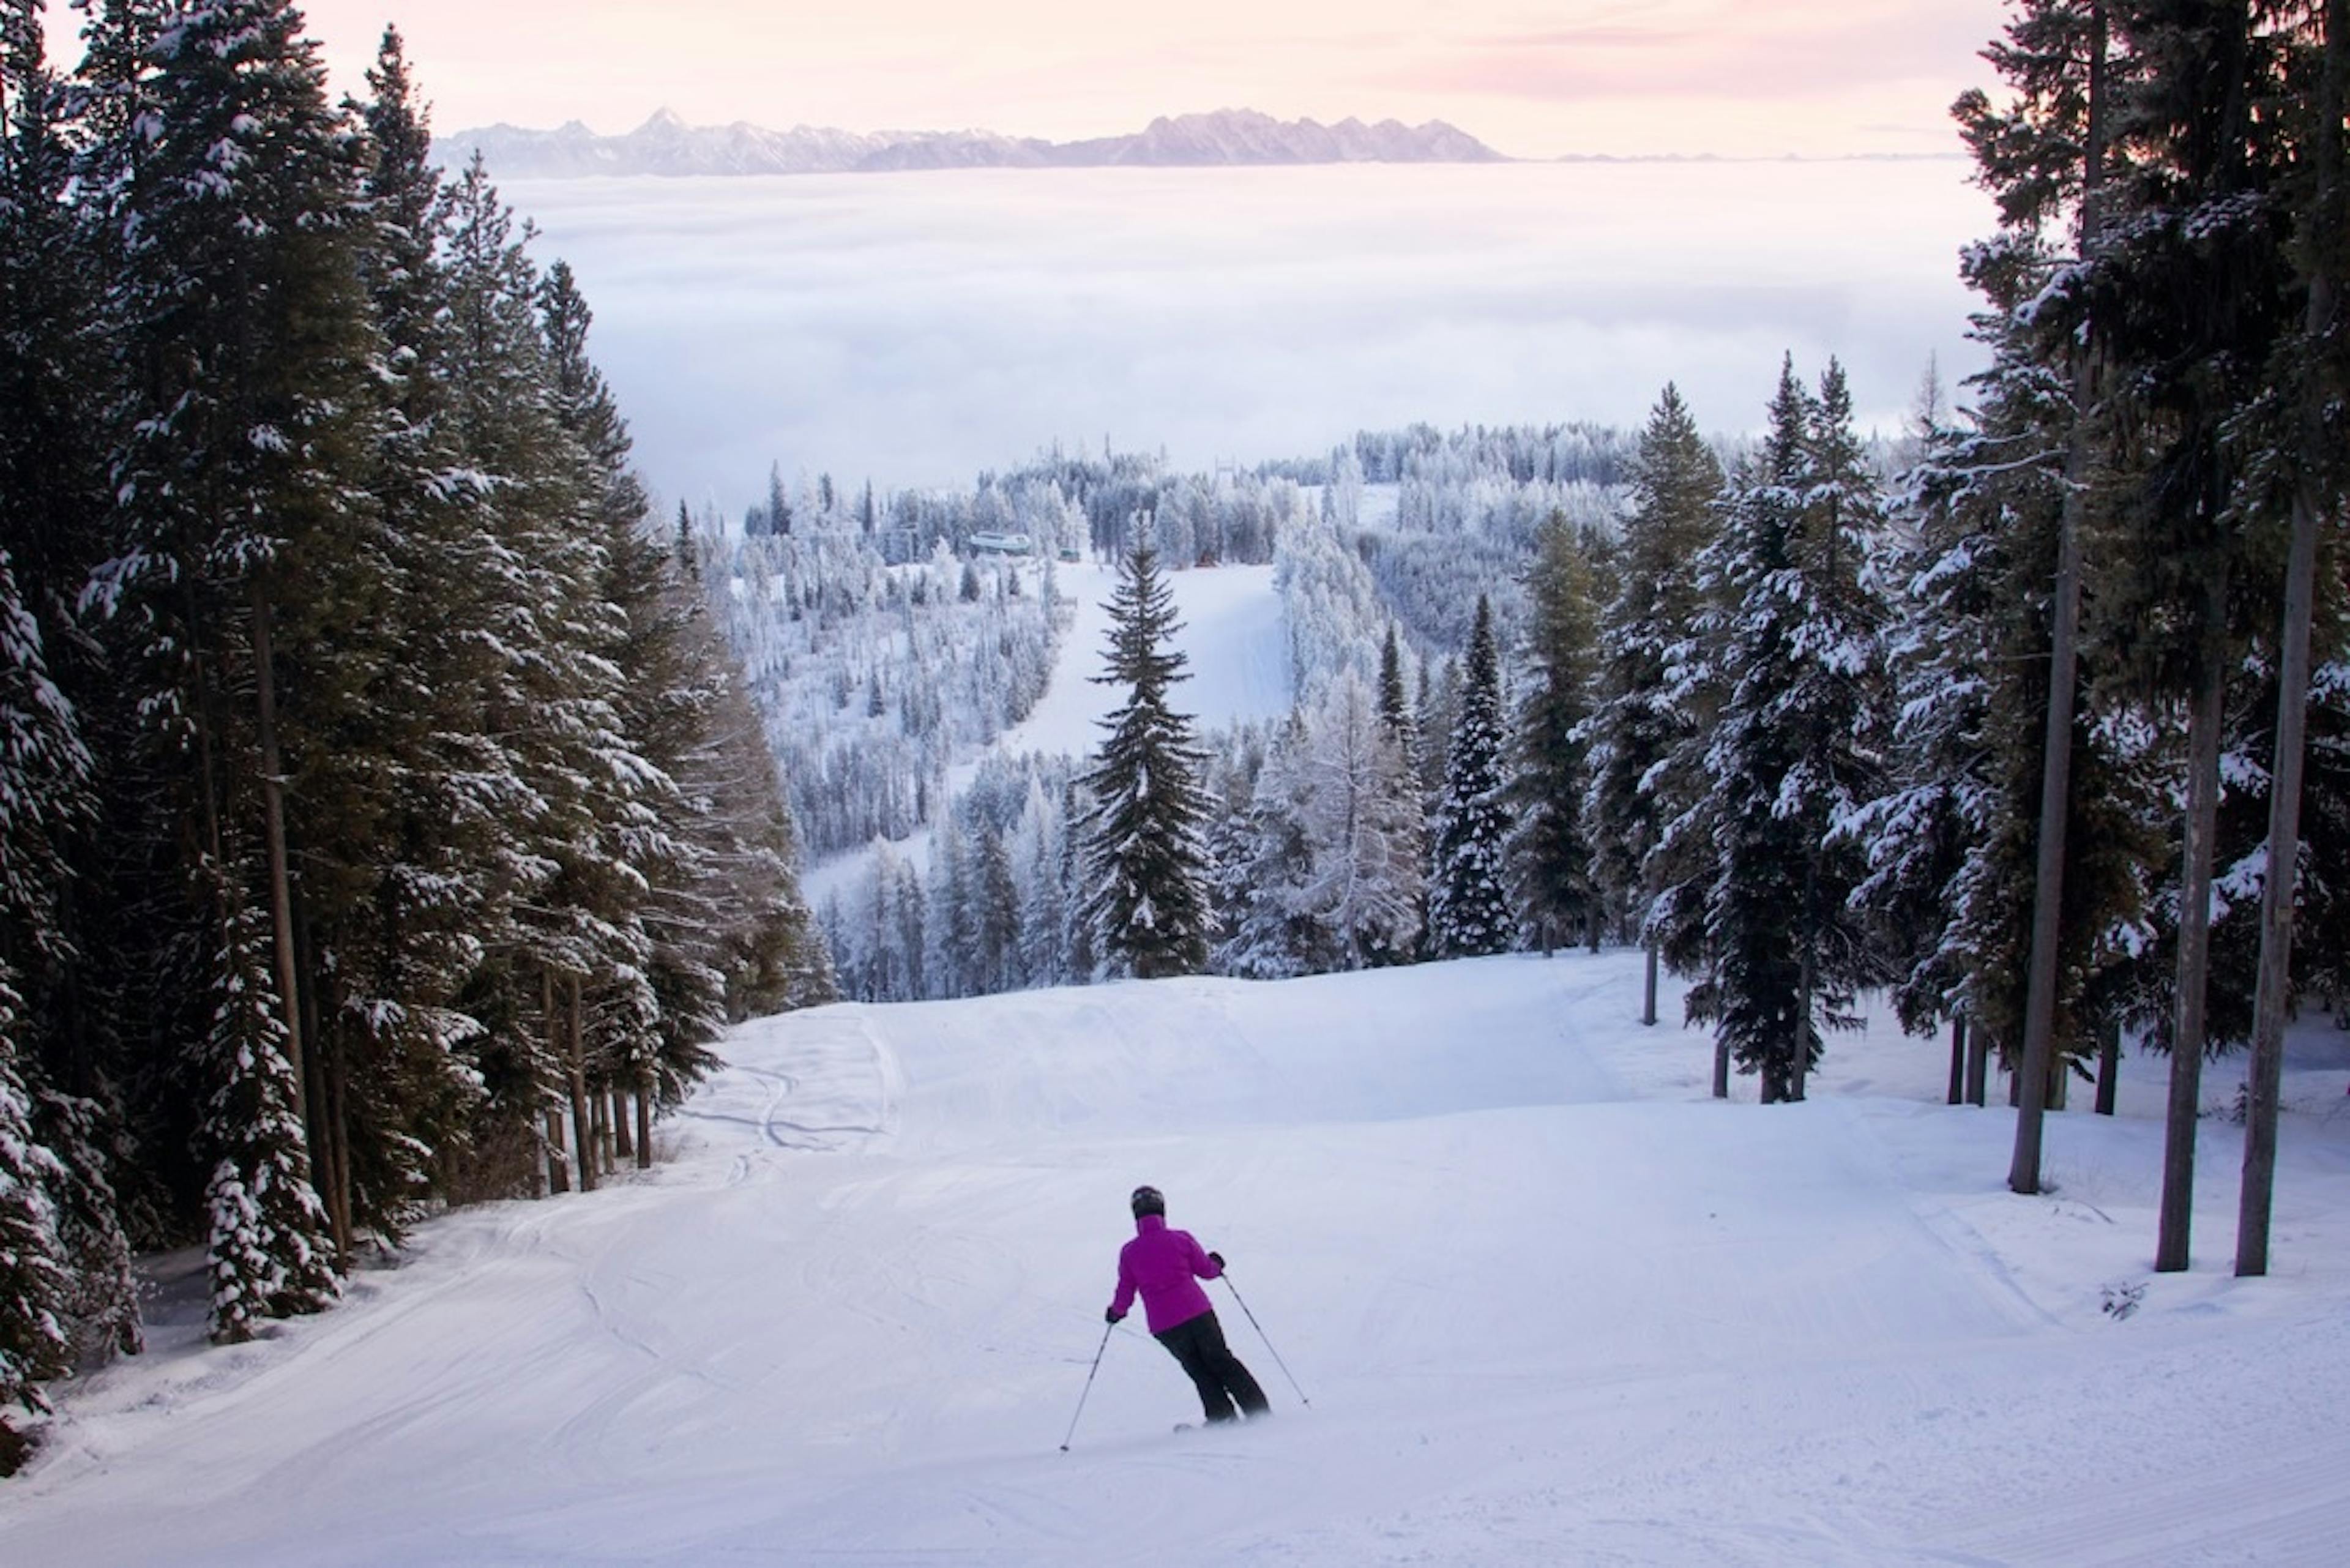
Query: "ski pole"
1220 1274 1310 1408
1059 1320 1116 1451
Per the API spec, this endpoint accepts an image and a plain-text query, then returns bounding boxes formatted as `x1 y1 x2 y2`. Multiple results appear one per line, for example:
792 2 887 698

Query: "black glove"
1105 1307 1124 1325
1208 1251 1225 1269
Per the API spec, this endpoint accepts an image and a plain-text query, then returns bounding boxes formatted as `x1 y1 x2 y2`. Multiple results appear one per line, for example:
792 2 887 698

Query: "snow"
9 953 2350 1562
802 558 1288 907
1004 559 1290 761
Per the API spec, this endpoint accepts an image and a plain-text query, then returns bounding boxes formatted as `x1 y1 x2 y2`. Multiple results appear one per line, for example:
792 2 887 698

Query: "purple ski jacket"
1108 1213 1222 1334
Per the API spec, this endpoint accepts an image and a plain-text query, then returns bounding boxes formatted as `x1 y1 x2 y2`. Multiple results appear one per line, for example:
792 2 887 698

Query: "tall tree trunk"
1643 939 1660 1027
635 1072 653 1171
1966 1018 1990 1107
2158 656 2228 1271
295 895 351 1263
568 974 597 1194
612 1085 634 1161
2239 0 2344 1280
1947 1013 1969 1106
250 581 310 1132
2095 1014 2121 1116
2012 1 2108 1197
1792 855 1818 1104
542 969 570 1195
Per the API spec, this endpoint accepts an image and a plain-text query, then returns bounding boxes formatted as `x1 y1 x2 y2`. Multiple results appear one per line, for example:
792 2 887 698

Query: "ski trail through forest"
7 953 2350 1563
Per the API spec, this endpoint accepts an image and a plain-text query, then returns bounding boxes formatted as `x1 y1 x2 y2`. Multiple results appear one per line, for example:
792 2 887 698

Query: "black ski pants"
1155 1308 1269 1422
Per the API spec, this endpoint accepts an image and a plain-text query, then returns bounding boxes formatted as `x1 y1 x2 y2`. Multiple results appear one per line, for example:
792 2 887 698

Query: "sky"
42 1 2014 159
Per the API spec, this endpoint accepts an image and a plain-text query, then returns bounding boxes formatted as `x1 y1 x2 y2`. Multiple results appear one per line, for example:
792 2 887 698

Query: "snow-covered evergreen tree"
1079 540 1215 979
1666 359 1890 1102
0 966 71 1461
1585 386 1723 1019
1298 672 1425 966
1427 596 1514 957
1510 511 1602 952
201 876 339 1344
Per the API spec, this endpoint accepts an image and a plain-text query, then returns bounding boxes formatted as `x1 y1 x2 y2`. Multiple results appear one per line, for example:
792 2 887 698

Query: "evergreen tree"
1427 596 1514 957
92 0 381 1292
1214 714 1328 977
1665 360 1889 1101
0 966 70 1464
1510 511 1602 953
201 872 339 1342
1078 540 1214 979
1587 386 1723 1021
1299 673 1425 966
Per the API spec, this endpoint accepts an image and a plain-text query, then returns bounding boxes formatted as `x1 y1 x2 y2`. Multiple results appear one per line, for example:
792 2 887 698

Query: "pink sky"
43 1 2011 157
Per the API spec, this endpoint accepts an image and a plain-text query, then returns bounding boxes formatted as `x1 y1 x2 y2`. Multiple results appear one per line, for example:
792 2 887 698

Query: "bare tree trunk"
295 897 351 1263
2048 1055 2070 1113
1947 1013 1968 1106
635 1072 653 1170
1711 1036 1729 1099
2012 1 2108 1198
1966 1017 1990 1107
1643 940 1660 1027
1791 952 1814 1104
2239 0 2344 1280
2158 654 2228 1271
542 969 570 1195
568 974 597 1194
249 582 310 1132
2095 1015 2121 1116
612 1085 634 1162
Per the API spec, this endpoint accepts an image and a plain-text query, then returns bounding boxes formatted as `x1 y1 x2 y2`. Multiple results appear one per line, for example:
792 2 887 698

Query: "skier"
1105 1184 1270 1425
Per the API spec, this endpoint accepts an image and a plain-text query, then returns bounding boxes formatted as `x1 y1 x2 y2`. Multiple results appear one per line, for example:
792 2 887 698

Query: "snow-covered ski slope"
10 954 2350 1564
1006 558 1291 760
802 558 1289 908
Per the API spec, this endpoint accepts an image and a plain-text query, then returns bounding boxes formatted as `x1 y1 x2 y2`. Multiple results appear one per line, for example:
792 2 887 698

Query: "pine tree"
0 965 70 1466
1078 540 1214 979
201 873 338 1343
91 0 380 1286
1668 359 1890 1101
1297 674 1424 967
1212 715 1324 978
1510 511 1602 954
1587 386 1723 1023
1428 596 1514 957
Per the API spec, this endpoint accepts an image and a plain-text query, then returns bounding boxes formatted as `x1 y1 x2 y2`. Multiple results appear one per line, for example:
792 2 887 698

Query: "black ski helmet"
1130 1184 1165 1219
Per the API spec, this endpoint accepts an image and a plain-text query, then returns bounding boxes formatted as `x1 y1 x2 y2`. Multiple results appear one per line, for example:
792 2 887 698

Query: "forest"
8 0 2350 1477
0 4 828 1460
793 0 2350 1318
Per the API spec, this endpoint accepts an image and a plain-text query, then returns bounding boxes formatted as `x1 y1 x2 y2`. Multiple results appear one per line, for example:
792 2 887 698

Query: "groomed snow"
8 954 2350 1564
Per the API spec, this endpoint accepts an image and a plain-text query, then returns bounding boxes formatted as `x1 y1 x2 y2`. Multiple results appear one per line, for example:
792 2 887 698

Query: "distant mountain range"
436 108 1507 178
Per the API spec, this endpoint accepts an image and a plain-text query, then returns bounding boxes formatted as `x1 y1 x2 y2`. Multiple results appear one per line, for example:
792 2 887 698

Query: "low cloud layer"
507 160 1994 518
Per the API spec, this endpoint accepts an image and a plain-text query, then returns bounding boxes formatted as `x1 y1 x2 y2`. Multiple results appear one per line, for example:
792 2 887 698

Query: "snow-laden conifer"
1665 360 1890 1101
1509 511 1602 952
1079 540 1215 979
1427 595 1514 957
202 876 340 1344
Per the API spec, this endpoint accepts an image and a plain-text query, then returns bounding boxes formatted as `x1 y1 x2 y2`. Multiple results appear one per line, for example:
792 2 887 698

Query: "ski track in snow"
8 954 2350 1564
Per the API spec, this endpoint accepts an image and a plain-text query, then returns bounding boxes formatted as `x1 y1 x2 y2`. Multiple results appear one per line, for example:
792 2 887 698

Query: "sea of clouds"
501 159 1995 518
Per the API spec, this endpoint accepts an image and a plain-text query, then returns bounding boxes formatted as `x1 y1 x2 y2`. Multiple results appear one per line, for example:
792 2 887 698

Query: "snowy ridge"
438 108 1507 179
7 952 2350 1562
